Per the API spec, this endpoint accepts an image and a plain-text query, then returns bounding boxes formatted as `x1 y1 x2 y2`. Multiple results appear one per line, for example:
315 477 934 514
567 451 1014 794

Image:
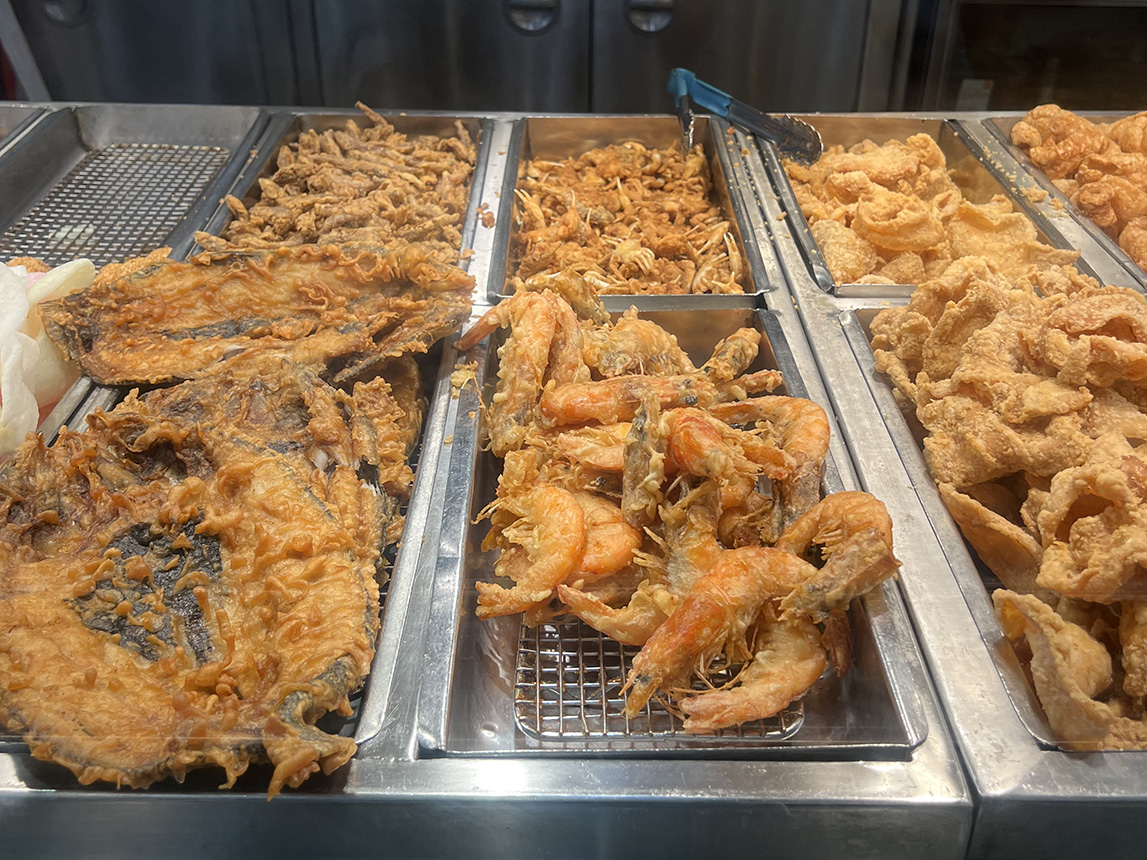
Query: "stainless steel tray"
0 336 449 767
489 115 777 305
757 113 1133 297
415 303 925 758
195 110 493 265
0 104 265 267
0 104 44 154
969 112 1147 290
746 114 1147 859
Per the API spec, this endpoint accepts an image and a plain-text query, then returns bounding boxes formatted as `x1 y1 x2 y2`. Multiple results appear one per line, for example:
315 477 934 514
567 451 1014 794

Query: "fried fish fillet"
0 354 420 795
40 244 473 387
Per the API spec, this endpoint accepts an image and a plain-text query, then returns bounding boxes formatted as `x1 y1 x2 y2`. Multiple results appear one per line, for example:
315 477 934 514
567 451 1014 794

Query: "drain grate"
1 143 229 268
515 619 803 743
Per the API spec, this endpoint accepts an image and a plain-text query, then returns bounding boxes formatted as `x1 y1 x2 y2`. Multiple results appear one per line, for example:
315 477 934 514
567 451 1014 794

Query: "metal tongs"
668 68 822 165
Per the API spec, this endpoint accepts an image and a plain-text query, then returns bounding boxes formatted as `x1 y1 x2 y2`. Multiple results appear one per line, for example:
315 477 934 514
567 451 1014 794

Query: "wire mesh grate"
1 143 229 268
515 619 803 743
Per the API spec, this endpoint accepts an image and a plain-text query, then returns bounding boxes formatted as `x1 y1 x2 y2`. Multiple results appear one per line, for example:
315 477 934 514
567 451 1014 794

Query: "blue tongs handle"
668 68 823 165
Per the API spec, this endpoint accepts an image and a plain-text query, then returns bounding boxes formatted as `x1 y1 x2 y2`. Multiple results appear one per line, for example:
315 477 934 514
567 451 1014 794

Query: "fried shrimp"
570 491 641 581
539 373 720 426
623 547 818 715
679 610 827 732
702 327 761 383
476 455 587 617
709 396 830 527
773 491 901 622
465 289 898 733
458 291 556 455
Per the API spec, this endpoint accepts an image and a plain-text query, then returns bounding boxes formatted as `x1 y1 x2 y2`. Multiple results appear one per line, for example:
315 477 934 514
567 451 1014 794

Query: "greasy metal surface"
0 105 43 154
0 104 264 265
759 113 1123 296
494 115 772 302
744 113 1147 860
1 143 229 267
423 305 924 759
971 112 1146 291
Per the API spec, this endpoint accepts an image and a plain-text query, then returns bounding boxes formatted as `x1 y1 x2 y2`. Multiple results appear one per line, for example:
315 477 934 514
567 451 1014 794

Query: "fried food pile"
0 243 472 794
458 276 900 732
1011 105 1147 274
42 244 474 388
0 350 425 795
510 142 745 295
872 253 1147 748
785 134 1079 285
194 103 476 264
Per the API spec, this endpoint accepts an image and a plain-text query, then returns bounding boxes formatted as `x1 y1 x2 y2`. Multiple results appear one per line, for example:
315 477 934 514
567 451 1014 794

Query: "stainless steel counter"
0 102 1030 859
742 111 1147 860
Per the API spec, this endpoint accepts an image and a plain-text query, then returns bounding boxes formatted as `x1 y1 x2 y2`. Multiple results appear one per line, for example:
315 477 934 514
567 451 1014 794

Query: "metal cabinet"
312 0 590 111
590 0 916 113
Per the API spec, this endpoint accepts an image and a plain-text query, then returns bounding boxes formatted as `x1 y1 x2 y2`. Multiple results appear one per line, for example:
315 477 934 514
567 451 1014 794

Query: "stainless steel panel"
493 115 774 303
748 115 1147 859
314 0 590 112
971 112 1147 291
0 104 265 266
0 104 42 152
590 0 871 113
11 0 300 104
417 304 925 758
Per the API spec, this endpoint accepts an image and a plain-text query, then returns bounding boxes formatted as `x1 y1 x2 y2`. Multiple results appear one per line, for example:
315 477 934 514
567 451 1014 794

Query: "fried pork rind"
1032 287 1147 387
785 131 1081 287
939 483 1051 600
1032 434 1147 604
41 244 474 388
948 197 1080 280
195 104 476 264
809 218 876 283
1013 106 1147 276
993 590 1115 746
852 185 945 253
1010 105 1116 180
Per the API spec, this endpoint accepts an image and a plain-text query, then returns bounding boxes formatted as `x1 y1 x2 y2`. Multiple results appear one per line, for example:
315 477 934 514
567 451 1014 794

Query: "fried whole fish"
40 244 474 387
0 354 421 795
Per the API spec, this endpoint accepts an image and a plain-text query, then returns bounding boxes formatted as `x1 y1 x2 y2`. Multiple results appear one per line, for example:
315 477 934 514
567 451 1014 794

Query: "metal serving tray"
744 115 1147 859
489 115 778 305
967 112 1147 290
196 110 493 268
414 303 925 758
0 104 44 154
758 114 1132 297
0 334 450 768
0 104 265 267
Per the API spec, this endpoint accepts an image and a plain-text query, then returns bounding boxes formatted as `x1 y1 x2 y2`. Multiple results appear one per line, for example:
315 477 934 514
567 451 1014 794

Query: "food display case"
741 113 1147 859
0 105 973 859
11 100 1147 859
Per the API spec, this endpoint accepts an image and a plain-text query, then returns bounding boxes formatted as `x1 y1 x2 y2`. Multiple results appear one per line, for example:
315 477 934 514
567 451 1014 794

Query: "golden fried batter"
1013 105 1147 274
786 132 1079 285
195 103 476 264
511 141 744 295
0 361 394 795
